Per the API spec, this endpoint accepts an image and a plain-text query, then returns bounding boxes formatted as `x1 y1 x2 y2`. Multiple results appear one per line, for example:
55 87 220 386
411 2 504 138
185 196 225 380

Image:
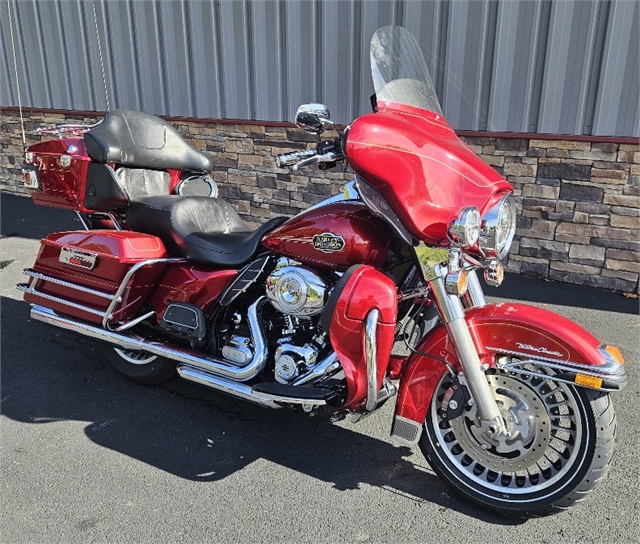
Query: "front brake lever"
292 155 319 171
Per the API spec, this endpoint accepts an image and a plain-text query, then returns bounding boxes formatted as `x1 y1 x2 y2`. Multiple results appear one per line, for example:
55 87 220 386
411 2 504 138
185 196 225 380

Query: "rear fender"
393 302 626 442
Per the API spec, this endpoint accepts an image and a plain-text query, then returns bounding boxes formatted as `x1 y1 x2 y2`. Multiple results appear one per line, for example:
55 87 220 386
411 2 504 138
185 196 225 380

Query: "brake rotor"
449 373 550 472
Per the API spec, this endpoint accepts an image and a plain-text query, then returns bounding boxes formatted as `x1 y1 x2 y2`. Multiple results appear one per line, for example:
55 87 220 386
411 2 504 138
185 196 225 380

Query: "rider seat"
126 196 286 268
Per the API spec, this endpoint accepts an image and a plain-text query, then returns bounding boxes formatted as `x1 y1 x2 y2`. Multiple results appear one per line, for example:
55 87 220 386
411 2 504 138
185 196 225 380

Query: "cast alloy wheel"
420 364 617 517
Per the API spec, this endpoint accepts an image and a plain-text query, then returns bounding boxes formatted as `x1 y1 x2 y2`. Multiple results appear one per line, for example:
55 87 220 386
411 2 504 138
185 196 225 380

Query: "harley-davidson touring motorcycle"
18 26 626 517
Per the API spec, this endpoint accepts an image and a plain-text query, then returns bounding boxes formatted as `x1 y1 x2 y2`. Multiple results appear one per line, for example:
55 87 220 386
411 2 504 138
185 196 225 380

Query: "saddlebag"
20 231 171 325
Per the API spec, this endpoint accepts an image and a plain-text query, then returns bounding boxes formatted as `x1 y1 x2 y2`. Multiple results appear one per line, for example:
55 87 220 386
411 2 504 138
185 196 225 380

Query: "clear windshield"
370 26 443 116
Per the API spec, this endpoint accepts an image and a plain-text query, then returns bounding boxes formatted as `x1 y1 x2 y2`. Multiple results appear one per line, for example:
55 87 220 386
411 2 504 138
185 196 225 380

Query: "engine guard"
392 302 627 444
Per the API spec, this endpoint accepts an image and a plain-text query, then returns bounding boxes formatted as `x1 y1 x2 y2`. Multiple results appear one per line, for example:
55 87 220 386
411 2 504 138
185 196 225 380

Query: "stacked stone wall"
2 109 638 293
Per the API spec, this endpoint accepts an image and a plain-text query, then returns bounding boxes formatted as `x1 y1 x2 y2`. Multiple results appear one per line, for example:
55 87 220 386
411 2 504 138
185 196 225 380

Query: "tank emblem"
313 233 345 253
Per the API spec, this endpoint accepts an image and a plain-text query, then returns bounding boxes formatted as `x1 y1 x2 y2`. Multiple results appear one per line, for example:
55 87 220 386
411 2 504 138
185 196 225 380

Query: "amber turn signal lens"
604 345 624 365
445 269 469 296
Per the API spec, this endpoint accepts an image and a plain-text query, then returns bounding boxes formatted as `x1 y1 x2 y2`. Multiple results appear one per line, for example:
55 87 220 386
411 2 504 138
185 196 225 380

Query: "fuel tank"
261 202 390 270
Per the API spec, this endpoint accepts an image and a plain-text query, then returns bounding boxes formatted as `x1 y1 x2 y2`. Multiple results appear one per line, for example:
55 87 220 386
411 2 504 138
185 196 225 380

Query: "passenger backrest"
82 109 215 211
84 109 213 173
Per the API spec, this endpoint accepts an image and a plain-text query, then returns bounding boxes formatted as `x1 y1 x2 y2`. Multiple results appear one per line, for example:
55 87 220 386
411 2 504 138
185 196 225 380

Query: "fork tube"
462 269 486 309
428 268 506 435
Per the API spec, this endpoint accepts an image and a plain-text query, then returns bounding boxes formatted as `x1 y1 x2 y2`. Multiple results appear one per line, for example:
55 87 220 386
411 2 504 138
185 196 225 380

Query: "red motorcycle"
19 26 626 517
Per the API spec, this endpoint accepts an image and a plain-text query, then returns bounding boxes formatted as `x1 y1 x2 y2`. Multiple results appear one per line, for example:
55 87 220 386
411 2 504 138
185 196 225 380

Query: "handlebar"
276 144 344 171
276 149 317 168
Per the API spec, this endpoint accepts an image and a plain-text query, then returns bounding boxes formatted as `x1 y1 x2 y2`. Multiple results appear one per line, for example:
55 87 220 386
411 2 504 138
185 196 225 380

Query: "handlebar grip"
276 149 316 168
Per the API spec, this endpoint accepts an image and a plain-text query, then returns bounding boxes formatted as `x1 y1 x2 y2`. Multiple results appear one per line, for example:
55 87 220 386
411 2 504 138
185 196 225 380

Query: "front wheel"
420 366 617 517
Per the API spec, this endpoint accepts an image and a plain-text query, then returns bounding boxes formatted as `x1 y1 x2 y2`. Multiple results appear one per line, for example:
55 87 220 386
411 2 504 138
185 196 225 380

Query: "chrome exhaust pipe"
30 298 268 382
176 365 280 408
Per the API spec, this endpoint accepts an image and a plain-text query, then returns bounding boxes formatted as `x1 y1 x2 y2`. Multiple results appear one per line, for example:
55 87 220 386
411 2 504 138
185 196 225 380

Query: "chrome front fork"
429 267 507 436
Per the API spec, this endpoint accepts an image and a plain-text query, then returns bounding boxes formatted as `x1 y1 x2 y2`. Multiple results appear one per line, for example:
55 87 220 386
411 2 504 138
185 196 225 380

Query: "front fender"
394 302 626 428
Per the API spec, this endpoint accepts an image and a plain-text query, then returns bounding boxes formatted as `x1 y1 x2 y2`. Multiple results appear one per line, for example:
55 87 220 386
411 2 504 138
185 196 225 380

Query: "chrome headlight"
479 195 516 260
449 207 481 249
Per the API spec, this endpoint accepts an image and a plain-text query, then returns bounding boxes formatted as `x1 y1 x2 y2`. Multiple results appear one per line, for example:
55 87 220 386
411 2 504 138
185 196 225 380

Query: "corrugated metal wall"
1 0 638 136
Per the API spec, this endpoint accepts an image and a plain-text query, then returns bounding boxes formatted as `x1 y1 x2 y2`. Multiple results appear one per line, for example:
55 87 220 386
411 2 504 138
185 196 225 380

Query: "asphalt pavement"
1 192 638 544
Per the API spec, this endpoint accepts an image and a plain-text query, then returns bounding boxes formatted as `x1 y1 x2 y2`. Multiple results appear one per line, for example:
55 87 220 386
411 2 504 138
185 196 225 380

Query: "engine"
264 258 332 384
216 257 336 385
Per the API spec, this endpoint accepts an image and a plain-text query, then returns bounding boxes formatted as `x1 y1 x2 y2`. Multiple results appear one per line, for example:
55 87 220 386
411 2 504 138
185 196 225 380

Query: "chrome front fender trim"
493 349 627 391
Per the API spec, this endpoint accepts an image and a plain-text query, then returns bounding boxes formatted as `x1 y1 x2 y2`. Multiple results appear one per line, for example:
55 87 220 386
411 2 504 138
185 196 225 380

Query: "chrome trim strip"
177 366 280 408
486 346 621 376
492 349 622 377
365 309 380 412
30 298 269 382
18 284 105 317
22 269 113 299
494 360 625 392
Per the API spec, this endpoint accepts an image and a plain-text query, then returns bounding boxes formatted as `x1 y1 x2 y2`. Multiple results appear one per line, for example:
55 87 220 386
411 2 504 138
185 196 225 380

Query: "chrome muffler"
30 299 268 382
176 365 280 408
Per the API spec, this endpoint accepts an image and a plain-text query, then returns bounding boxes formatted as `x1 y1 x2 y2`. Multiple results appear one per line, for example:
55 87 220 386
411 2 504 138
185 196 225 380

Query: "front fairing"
345 101 513 244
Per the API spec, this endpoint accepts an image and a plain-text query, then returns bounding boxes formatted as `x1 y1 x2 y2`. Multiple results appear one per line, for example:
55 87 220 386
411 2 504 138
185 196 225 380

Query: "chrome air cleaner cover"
265 260 327 316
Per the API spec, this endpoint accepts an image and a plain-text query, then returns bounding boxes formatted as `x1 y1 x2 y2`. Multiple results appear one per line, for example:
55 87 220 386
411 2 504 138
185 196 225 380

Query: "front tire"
101 345 175 385
420 366 617 517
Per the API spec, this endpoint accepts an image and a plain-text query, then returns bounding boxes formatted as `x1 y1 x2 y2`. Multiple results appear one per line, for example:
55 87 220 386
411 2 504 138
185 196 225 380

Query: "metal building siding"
593 0 639 136
1 0 638 137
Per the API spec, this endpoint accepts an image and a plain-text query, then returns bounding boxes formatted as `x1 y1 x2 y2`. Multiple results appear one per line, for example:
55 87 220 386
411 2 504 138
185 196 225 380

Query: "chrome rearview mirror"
295 104 332 134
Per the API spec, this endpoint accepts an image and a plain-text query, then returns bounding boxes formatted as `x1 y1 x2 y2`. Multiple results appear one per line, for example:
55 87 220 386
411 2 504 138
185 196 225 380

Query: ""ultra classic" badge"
312 232 345 253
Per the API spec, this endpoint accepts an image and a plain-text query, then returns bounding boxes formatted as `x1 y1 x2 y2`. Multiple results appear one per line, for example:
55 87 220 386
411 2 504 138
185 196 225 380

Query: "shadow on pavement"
1 295 522 525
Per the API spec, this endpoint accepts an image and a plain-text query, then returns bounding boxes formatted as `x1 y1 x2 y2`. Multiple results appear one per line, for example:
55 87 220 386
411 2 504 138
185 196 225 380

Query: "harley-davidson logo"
516 342 563 358
312 233 345 253
59 247 98 270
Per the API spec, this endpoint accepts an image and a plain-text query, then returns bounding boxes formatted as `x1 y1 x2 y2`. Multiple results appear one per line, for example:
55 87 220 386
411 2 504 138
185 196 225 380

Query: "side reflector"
575 373 603 389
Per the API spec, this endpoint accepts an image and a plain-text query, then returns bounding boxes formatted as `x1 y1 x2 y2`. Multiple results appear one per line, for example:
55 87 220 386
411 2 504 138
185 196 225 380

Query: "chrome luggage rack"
17 257 185 332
